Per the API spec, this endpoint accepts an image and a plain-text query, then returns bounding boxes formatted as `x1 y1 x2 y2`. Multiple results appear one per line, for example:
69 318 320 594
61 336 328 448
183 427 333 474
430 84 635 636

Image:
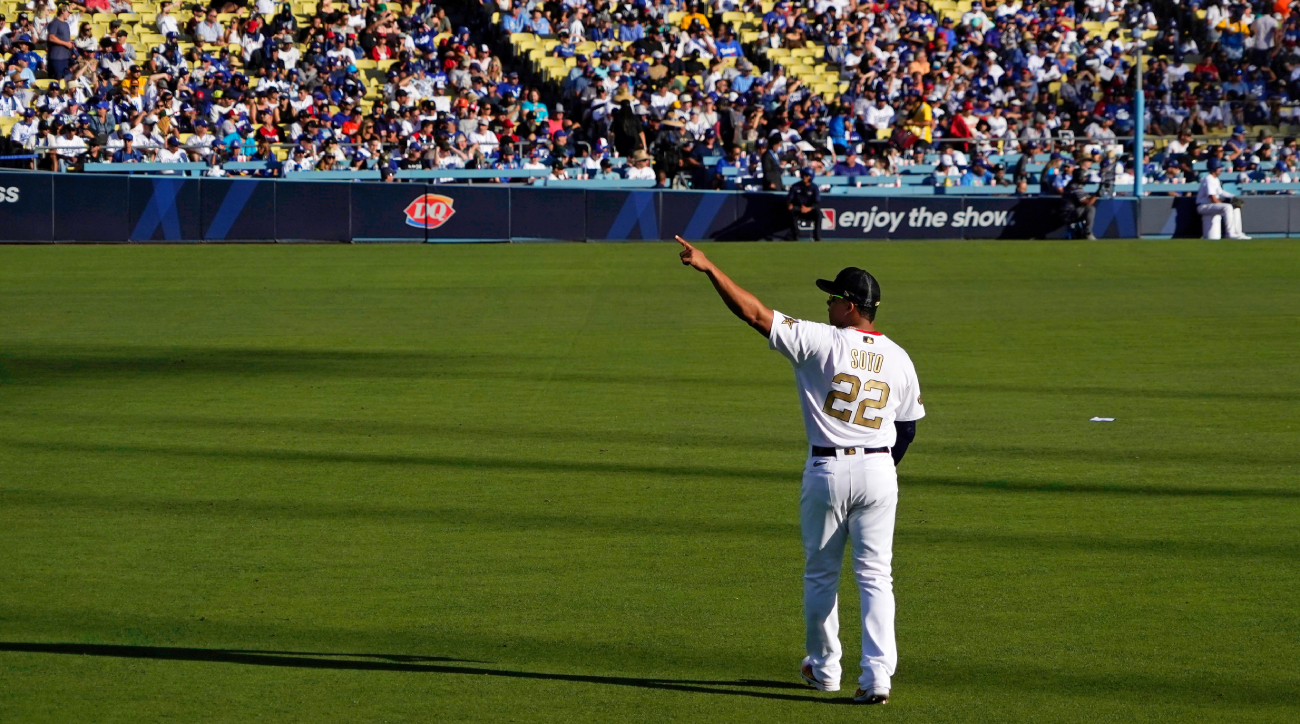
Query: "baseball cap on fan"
816 267 881 310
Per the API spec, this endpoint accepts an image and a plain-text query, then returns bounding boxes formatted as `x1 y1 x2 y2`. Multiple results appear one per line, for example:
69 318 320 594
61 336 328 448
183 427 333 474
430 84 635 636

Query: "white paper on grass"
1090 417 1115 422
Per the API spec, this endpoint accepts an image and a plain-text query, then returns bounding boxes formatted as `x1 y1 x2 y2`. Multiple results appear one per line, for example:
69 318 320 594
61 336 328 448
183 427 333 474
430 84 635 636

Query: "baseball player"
1197 158 1251 239
675 236 923 705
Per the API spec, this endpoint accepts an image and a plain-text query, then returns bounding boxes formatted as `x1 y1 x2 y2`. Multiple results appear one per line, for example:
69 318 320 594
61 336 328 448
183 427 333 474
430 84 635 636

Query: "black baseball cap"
816 267 880 309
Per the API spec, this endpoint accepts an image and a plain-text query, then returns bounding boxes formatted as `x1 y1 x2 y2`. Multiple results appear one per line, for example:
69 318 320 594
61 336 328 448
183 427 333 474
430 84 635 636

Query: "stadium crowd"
2 0 1300 191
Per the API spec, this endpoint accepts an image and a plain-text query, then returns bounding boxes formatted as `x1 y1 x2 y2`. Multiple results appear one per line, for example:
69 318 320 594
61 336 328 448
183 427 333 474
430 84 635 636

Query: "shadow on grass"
0 642 843 705
0 345 782 391
924 381 1300 403
904 475 1300 499
0 437 795 483
6 436 1299 500
0 486 797 539
0 410 796 452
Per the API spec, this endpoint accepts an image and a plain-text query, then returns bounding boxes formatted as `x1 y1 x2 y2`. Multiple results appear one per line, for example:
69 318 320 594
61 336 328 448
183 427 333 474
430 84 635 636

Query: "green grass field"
1 241 1297 723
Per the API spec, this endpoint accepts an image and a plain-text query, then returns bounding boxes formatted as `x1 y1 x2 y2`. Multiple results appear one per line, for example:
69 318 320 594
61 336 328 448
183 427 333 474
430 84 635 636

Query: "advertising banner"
0 173 53 242
819 198 963 240
0 172 1265 243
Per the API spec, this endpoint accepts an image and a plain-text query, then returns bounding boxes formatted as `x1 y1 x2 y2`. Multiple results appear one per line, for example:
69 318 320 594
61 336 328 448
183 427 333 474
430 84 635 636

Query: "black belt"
811 446 890 457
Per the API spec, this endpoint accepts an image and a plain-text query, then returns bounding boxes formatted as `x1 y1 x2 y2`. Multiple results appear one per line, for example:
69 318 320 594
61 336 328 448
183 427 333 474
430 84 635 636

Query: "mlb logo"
821 208 837 230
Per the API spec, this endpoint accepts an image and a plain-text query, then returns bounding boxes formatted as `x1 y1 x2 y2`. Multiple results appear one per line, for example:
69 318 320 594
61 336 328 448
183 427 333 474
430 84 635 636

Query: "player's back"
770 311 925 450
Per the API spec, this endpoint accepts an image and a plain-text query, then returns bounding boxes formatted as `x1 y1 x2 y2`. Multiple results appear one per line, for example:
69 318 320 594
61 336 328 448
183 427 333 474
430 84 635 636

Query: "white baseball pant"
800 448 898 693
1197 202 1245 239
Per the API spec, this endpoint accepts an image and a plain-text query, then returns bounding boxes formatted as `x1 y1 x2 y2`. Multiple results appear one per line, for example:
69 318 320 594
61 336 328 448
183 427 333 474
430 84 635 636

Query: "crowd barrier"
0 170 1296 242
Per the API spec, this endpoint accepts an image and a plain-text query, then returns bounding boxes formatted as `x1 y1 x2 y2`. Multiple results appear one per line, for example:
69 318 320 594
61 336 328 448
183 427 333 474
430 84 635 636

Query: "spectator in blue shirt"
960 162 994 186
715 27 744 58
619 17 645 42
502 6 526 34
528 9 551 35
496 71 522 99
10 36 44 73
732 61 757 93
111 134 145 163
493 144 522 182
588 18 616 41
831 151 868 176
936 17 957 47
554 33 577 58
331 99 354 128
713 144 745 189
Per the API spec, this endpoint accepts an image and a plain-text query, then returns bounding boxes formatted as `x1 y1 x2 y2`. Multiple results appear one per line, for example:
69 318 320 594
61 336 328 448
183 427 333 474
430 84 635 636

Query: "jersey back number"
821 373 891 429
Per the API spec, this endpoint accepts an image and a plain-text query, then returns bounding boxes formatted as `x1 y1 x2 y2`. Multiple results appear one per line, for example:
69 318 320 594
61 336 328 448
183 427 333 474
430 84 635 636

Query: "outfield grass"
1 241 1297 723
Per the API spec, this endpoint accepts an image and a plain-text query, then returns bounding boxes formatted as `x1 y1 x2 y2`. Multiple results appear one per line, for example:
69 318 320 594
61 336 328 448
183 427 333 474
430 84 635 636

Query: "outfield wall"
1 170 1294 242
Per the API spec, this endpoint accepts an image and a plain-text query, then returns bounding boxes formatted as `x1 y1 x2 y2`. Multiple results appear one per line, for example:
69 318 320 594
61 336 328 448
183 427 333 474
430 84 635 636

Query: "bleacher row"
75 142 1300 201
0 1 445 160
501 3 1158 109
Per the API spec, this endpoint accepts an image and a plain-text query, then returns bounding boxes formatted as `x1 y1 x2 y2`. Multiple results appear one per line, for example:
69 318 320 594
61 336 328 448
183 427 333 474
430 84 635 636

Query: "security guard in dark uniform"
1061 167 1098 239
788 167 822 240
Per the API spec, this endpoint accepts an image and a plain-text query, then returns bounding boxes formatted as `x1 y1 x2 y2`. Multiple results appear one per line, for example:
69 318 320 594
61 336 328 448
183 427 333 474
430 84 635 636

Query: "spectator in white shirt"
189 121 216 157
468 118 498 157
195 10 224 45
51 124 86 170
863 95 895 132
625 150 656 179
157 136 189 171
156 3 180 37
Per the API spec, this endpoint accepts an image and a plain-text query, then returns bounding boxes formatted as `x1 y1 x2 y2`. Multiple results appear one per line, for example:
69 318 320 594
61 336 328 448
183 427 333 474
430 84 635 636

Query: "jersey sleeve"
768 310 834 367
894 354 927 422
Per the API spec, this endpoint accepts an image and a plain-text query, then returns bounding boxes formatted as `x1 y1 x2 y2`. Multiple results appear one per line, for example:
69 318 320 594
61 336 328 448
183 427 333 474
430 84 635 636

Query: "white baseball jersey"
769 310 925 449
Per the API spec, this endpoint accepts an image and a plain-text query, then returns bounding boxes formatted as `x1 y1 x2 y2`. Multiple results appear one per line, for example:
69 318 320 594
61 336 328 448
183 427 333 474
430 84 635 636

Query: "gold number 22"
822 373 891 429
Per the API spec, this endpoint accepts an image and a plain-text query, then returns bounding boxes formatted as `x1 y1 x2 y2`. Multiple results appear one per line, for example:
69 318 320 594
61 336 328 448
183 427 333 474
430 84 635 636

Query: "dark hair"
849 297 878 322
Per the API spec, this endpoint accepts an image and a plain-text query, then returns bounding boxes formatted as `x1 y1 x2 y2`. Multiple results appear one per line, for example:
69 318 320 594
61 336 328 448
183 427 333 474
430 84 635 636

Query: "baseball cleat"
852 688 890 705
800 663 840 692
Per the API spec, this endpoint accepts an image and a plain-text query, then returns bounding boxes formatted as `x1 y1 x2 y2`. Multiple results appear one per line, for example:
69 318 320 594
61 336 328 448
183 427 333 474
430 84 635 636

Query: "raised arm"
676 235 774 337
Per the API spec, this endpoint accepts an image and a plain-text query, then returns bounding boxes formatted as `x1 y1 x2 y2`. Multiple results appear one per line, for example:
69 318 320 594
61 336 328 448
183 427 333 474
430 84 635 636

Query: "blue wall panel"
721 192 792 240
53 174 130 241
587 190 661 240
128 176 202 241
421 185 511 241
275 181 350 241
660 191 739 241
201 179 276 241
509 187 584 240
351 182 427 241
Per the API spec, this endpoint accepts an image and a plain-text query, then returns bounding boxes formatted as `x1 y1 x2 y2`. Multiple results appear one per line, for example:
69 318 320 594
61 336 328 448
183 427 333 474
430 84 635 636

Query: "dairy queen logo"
404 194 456 229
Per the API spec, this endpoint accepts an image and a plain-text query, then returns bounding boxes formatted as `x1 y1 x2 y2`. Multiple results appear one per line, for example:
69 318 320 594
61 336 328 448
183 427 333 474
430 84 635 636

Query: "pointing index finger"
675 235 693 249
